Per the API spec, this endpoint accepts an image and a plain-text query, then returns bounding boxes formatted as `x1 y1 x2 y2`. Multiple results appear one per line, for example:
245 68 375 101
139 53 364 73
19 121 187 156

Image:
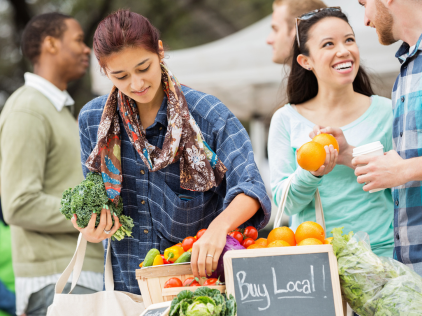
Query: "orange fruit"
255 238 268 247
298 238 323 246
312 133 339 152
267 227 296 246
295 221 325 244
324 237 334 245
297 141 326 172
247 244 265 250
267 240 291 248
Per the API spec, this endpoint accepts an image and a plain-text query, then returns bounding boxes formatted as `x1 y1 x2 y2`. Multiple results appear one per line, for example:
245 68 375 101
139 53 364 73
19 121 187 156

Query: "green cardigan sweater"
0 86 103 277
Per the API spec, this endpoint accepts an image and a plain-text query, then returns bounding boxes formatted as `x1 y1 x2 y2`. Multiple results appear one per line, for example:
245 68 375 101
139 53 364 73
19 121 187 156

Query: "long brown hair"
287 10 374 105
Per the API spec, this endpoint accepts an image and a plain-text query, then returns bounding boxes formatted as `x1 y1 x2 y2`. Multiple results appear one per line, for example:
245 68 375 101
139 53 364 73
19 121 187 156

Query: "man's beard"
374 0 397 45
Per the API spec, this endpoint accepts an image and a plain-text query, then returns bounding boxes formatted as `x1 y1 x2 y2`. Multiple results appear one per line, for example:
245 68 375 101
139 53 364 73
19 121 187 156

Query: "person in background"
267 0 327 65
0 13 104 316
0 185 16 316
268 8 394 257
349 0 422 275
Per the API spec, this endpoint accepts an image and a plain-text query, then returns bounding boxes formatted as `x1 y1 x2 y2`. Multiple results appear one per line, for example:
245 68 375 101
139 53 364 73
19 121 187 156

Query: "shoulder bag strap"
55 234 114 294
105 238 114 291
55 233 87 294
273 173 326 231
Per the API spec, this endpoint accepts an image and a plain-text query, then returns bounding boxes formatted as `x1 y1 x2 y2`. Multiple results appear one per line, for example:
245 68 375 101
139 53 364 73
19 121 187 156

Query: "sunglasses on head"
295 7 342 48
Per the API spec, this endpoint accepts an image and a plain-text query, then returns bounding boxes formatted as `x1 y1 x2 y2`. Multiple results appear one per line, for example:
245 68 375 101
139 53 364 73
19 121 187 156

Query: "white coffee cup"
352 141 385 193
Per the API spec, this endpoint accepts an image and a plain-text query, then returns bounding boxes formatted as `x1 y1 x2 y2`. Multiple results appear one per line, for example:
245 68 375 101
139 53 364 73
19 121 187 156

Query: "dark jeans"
0 279 15 315
26 283 96 316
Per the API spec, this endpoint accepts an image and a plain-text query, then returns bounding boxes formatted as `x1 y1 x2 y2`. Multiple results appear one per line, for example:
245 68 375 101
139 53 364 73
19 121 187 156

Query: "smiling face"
267 4 296 64
359 0 396 45
104 44 164 106
298 17 360 88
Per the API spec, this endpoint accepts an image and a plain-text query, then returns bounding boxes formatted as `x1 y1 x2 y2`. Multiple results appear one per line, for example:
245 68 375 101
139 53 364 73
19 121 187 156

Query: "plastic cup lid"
353 141 384 157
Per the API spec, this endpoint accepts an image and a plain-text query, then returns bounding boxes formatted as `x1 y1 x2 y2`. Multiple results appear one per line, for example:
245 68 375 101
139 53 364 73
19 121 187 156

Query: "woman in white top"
268 8 394 257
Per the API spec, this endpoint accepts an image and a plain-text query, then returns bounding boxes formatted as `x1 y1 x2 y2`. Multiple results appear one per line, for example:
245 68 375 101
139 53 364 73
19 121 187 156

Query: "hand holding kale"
60 172 133 241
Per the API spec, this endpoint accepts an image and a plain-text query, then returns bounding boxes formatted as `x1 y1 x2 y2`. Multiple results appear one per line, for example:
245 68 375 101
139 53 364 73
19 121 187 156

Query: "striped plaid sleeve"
209 99 271 230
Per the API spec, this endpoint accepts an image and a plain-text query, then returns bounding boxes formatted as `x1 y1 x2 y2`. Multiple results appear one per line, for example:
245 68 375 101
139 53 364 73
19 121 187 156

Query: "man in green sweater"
0 13 104 315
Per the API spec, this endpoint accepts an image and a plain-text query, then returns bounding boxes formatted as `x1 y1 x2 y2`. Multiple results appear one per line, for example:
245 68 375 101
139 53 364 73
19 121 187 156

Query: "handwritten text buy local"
236 265 328 311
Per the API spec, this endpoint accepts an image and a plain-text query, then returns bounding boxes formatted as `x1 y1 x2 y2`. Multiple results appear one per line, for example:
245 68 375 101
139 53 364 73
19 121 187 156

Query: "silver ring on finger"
206 254 214 258
104 229 111 234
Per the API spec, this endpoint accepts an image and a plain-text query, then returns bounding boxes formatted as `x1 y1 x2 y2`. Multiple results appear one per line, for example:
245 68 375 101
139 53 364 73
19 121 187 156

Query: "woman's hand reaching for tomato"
190 193 261 279
191 224 227 279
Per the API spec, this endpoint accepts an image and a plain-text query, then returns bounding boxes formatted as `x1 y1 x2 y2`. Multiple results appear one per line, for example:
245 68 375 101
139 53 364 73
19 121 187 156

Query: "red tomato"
196 229 207 239
161 255 169 264
203 278 218 286
244 226 258 240
229 231 244 244
183 277 201 287
164 277 183 288
182 236 197 252
242 238 255 248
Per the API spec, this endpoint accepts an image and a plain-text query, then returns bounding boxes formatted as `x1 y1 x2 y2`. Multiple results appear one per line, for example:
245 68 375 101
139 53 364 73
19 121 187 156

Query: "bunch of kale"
60 172 133 241
170 288 237 316
332 227 422 316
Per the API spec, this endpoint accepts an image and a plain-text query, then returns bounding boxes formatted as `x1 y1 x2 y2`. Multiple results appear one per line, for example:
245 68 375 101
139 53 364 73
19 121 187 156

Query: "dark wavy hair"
287 9 374 105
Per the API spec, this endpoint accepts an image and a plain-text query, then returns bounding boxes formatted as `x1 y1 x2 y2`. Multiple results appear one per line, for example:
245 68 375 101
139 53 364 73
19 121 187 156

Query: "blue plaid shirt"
78 86 271 294
392 34 422 275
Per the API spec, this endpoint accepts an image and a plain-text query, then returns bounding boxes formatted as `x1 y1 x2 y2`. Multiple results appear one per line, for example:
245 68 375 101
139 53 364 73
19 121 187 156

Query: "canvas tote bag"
47 233 145 316
273 173 353 316
273 173 325 230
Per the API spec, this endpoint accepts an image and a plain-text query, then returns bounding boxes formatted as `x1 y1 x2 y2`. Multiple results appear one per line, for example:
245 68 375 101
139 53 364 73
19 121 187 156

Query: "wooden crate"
136 263 226 308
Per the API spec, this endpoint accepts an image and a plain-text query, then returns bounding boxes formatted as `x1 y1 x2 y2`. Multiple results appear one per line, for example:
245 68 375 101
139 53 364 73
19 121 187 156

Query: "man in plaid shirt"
354 0 422 274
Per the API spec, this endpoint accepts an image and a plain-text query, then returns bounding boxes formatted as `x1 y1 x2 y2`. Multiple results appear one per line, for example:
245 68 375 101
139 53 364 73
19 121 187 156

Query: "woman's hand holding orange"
309 125 355 169
310 144 338 177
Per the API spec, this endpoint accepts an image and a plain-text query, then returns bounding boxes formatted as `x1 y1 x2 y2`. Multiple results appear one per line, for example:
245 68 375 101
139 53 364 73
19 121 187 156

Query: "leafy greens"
170 287 236 316
60 172 133 241
332 227 422 315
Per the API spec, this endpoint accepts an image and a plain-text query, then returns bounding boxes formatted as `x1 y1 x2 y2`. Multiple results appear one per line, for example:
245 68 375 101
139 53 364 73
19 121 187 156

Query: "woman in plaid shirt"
71 10 271 294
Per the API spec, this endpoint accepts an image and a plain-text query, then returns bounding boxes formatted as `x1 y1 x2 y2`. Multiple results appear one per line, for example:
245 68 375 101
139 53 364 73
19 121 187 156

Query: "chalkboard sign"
140 301 171 316
223 245 343 316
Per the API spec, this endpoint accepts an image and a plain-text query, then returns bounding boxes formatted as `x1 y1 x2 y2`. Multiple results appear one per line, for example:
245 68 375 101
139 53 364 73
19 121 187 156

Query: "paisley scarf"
86 63 227 205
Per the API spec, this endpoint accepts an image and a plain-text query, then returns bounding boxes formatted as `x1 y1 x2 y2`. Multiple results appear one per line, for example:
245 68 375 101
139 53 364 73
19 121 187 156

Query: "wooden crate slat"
147 277 165 305
136 263 192 279
138 277 153 307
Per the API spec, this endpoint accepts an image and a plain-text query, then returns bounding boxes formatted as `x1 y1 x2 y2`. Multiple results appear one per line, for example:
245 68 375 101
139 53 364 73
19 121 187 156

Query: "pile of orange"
297 134 339 172
246 221 333 249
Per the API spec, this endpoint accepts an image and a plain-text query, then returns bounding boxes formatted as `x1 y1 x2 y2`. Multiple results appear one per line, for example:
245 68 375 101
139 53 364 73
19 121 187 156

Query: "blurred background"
0 0 402 232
